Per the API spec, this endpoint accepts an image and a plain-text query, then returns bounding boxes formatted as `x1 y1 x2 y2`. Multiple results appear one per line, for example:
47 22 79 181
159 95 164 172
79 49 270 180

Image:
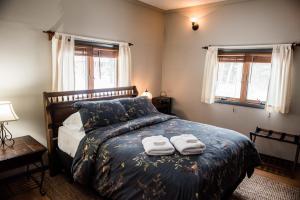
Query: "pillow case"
63 112 83 131
74 100 130 133
119 96 158 120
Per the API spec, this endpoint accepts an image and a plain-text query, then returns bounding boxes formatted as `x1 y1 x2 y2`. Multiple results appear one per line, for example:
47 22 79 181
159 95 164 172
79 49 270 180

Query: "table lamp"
0 101 19 149
142 89 153 99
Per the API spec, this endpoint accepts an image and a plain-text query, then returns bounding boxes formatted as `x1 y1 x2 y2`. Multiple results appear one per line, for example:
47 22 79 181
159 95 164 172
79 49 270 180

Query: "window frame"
74 41 119 90
214 50 272 109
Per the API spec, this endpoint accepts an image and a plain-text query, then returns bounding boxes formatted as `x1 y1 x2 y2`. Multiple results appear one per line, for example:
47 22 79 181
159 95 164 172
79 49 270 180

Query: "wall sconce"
191 17 199 31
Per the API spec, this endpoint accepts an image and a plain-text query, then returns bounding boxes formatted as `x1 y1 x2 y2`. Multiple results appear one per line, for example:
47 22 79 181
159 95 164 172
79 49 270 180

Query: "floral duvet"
72 113 261 200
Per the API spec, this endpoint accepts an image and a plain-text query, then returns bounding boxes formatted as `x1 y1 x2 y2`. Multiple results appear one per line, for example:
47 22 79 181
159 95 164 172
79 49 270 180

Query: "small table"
152 96 173 115
0 135 47 195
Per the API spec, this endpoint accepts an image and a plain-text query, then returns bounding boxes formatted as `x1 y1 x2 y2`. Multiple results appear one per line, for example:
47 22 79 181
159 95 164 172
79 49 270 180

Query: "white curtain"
117 42 132 87
266 44 293 114
51 34 75 91
201 47 219 104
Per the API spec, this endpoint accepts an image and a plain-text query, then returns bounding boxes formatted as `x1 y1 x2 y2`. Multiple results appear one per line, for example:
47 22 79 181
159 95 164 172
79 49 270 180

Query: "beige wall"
0 0 164 145
162 0 300 161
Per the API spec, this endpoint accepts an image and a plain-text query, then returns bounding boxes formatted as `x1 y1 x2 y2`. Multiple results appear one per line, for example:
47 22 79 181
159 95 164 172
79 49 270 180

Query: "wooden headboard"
43 86 138 176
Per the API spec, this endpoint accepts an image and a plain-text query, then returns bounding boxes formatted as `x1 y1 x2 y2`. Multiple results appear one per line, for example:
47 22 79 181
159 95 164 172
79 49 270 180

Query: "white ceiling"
138 0 227 10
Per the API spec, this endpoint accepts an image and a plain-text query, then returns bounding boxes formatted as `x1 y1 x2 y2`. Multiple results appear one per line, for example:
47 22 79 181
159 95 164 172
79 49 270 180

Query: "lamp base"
0 122 15 150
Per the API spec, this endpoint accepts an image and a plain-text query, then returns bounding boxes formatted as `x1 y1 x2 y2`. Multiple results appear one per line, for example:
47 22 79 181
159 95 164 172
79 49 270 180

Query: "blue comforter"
72 113 261 200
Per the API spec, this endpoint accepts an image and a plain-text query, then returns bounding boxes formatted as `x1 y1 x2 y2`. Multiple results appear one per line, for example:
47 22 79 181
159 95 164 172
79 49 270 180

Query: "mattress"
58 126 85 158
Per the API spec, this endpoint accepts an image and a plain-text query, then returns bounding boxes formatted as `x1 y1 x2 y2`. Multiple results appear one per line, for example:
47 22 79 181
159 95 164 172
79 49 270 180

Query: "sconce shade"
141 89 153 99
190 17 198 23
0 101 19 122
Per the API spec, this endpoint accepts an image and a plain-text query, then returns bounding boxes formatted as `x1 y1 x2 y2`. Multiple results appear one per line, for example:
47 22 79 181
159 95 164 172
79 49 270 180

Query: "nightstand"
0 135 47 195
152 96 173 115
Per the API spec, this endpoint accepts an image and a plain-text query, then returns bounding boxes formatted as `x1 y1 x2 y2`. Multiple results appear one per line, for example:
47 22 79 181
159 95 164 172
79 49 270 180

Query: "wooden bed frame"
43 86 138 176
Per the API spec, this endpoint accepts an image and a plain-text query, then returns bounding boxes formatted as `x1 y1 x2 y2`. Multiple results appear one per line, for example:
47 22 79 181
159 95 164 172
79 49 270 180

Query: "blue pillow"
119 96 158 120
74 100 129 133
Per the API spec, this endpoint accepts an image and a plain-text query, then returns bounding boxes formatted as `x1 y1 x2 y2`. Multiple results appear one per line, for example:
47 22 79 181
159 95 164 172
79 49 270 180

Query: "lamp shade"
0 101 19 122
141 89 153 99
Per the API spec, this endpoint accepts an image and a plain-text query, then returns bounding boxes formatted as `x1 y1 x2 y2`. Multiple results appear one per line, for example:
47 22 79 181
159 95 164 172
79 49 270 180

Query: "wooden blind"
75 46 88 56
93 48 118 58
75 46 118 58
218 53 272 63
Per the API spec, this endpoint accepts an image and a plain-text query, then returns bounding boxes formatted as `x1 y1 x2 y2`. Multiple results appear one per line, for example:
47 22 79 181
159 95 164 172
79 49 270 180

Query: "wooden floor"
255 168 300 188
7 168 300 200
8 189 50 200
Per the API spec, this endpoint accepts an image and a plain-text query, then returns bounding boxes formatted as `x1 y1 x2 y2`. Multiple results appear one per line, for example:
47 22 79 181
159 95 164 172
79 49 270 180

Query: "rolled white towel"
170 134 206 155
142 135 175 156
153 141 166 145
180 134 199 143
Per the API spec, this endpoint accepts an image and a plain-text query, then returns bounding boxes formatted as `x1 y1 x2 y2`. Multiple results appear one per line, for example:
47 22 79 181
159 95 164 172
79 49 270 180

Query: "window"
74 42 118 90
215 51 272 108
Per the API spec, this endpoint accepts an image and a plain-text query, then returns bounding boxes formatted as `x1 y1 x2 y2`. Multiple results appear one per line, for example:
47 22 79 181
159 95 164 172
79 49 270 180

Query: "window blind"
218 53 272 63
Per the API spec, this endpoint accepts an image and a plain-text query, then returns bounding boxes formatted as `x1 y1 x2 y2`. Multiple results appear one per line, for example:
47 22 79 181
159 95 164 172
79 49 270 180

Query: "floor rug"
231 174 300 200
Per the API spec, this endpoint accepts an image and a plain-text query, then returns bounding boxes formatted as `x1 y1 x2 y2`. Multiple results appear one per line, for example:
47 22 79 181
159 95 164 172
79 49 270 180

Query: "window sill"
215 99 265 109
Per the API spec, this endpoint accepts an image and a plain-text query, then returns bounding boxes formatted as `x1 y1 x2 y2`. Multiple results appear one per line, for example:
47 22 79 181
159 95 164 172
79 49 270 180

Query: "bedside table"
0 135 47 195
152 96 173 115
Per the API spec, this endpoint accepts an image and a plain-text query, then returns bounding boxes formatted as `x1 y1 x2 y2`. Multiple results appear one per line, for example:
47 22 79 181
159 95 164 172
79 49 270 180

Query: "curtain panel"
51 34 75 91
118 43 132 87
201 47 219 104
266 44 293 114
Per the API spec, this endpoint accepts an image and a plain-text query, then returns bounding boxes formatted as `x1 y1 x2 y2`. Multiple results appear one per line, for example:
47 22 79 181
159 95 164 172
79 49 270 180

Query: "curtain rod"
202 42 300 50
43 31 133 46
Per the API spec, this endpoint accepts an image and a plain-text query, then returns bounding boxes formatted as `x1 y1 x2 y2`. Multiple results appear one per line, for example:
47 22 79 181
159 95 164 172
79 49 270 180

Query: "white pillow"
63 112 84 131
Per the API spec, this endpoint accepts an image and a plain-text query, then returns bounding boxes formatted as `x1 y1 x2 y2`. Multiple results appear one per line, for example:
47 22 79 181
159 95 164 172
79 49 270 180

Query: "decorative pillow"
74 100 130 133
119 96 158 120
63 112 83 131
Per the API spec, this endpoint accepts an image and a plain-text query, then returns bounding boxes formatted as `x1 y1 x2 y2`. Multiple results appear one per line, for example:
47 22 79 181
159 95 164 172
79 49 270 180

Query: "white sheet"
58 126 85 158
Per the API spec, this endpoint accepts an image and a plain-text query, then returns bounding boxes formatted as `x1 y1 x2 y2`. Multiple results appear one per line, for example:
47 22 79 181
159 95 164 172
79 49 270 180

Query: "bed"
43 86 261 200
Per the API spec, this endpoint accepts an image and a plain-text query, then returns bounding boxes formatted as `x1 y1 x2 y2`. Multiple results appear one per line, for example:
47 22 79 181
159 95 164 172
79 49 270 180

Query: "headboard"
43 86 138 176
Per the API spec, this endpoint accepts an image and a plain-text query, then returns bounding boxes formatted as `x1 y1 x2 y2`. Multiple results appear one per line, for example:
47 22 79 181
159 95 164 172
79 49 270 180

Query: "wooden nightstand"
0 135 47 195
152 96 173 115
